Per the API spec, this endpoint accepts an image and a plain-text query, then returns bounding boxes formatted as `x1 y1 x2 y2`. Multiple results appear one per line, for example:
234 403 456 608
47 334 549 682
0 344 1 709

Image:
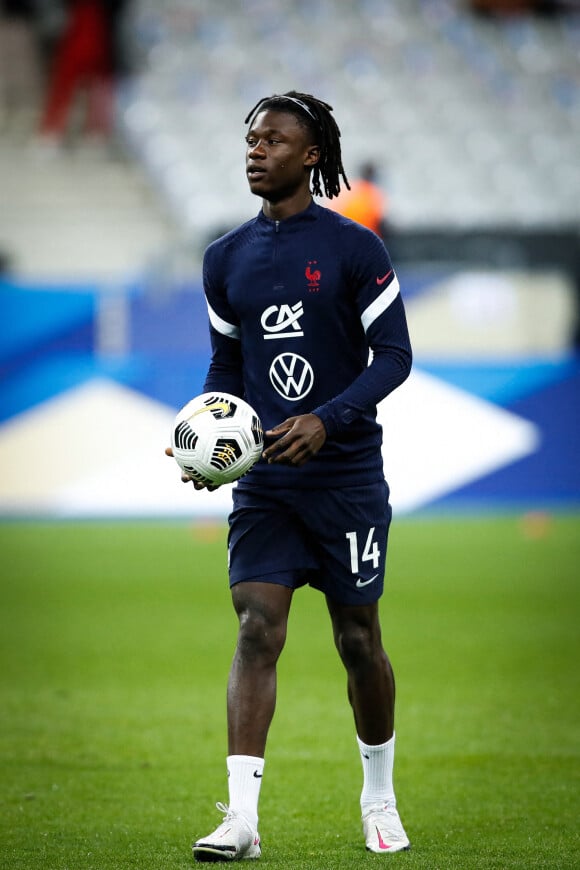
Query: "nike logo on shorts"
356 574 379 588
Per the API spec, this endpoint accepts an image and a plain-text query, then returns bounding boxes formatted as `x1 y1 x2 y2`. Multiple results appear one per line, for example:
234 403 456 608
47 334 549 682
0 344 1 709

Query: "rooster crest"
305 261 321 286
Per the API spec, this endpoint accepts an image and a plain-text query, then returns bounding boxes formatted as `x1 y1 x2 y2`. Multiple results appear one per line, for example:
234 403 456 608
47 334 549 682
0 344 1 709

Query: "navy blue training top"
202 200 412 489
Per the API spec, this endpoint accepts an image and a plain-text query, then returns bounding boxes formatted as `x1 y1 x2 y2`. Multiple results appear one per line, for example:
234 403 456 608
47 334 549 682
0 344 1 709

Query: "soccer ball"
171 392 264 487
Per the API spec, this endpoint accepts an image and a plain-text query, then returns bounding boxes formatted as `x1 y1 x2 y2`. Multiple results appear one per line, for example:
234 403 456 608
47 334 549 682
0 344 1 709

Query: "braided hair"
244 90 350 199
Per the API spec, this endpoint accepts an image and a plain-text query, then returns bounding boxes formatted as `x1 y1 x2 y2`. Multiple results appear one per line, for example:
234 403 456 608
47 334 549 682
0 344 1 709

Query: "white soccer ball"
171 392 264 487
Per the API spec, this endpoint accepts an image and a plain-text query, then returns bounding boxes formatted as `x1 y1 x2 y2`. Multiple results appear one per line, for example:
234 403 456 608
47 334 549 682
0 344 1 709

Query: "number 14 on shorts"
345 528 380 574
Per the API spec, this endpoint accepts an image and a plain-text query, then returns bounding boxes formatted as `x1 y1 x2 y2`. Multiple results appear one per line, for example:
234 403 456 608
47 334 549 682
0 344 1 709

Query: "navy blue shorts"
227 481 392 606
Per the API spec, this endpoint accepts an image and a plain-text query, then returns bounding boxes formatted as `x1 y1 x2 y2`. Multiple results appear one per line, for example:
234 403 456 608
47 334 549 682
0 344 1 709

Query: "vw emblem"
269 353 314 401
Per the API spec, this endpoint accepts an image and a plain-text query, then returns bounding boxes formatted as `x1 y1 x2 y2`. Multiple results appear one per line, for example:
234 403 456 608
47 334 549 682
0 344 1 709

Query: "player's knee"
237 607 287 663
337 621 383 672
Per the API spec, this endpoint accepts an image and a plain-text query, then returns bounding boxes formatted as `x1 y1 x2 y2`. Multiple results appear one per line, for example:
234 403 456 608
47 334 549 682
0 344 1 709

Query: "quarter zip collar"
257 199 319 228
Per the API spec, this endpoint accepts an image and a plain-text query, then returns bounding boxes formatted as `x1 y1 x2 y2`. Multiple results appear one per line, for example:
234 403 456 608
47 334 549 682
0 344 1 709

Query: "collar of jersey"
257 199 319 226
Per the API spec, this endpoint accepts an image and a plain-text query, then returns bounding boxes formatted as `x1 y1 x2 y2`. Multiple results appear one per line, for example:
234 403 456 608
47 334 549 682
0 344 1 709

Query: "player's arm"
203 328 244 397
203 299 244 397
312 256 412 439
166 248 241 490
202 244 245 397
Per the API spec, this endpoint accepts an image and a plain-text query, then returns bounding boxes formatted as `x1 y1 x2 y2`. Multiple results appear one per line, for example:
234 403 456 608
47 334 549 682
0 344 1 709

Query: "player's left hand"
164 447 220 491
262 414 326 467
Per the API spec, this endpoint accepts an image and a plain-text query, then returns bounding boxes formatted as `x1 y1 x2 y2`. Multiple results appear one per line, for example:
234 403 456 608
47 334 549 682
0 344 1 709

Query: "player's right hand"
263 413 326 467
164 447 220 491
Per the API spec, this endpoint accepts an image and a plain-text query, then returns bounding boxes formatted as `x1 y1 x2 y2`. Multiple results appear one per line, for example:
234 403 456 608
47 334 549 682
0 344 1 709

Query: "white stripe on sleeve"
360 275 400 333
206 300 240 340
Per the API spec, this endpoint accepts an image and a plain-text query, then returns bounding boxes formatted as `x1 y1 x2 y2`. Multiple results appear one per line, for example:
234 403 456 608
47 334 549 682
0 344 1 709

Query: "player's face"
245 109 319 203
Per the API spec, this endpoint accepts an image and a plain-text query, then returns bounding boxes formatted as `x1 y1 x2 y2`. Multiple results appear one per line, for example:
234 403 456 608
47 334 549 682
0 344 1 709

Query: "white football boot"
362 803 411 853
193 802 261 862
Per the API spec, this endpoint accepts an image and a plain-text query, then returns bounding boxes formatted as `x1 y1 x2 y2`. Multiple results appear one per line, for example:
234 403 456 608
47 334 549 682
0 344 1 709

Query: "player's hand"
164 447 220 491
262 414 326 467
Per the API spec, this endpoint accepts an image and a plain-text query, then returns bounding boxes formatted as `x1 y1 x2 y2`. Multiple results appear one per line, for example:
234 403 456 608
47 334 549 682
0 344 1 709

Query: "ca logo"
269 353 314 401
261 302 304 340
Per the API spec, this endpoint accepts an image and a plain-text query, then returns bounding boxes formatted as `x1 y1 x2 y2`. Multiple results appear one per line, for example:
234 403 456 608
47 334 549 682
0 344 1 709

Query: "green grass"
0 515 579 869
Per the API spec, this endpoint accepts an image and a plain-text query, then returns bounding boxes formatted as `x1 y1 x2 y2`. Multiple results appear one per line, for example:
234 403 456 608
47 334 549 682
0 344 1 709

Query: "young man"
170 91 412 860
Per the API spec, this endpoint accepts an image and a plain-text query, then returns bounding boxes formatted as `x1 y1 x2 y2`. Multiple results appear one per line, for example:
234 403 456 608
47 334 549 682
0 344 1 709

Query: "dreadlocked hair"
244 90 350 199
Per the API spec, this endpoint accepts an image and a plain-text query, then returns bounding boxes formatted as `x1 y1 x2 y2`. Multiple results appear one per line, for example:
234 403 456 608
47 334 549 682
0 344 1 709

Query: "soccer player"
169 90 412 860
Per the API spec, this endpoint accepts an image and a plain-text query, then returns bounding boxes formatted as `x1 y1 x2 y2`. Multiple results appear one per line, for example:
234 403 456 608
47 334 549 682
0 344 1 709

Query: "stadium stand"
117 0 580 241
0 136 174 279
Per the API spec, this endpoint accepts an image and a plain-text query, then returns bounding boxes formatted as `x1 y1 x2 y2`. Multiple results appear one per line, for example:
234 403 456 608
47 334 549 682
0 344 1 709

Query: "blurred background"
0 0 579 519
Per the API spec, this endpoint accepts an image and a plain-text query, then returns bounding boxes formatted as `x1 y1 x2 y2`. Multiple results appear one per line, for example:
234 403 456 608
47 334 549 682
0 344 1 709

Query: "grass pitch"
0 515 579 869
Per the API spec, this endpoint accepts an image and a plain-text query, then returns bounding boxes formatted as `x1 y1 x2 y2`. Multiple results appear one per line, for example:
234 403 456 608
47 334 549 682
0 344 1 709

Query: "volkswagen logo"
269 353 314 401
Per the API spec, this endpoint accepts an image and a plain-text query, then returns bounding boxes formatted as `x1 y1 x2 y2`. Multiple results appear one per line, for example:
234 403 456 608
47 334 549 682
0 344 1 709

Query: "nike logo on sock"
253 770 263 778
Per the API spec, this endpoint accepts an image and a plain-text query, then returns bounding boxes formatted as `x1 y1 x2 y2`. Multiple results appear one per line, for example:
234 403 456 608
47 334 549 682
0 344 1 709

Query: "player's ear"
305 145 320 168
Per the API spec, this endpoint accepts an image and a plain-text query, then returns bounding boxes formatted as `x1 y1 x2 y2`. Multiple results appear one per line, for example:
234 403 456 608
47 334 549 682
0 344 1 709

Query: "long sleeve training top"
202 200 412 489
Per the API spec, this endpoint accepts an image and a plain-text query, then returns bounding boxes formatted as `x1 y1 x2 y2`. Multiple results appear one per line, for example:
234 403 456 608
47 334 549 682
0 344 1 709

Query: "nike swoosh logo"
376 827 392 850
253 770 263 778
356 574 379 588
192 400 231 418
376 269 393 286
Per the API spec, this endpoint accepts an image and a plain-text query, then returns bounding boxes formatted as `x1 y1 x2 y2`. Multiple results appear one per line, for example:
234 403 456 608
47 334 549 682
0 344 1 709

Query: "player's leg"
326 598 394 744
303 481 395 743
194 485 306 862
228 580 294 757
326 597 410 853
309 476 409 854
193 582 292 862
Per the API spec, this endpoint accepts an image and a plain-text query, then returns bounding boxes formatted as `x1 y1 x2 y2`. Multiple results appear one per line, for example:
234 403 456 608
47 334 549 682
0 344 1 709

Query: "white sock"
357 733 396 811
226 754 264 830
